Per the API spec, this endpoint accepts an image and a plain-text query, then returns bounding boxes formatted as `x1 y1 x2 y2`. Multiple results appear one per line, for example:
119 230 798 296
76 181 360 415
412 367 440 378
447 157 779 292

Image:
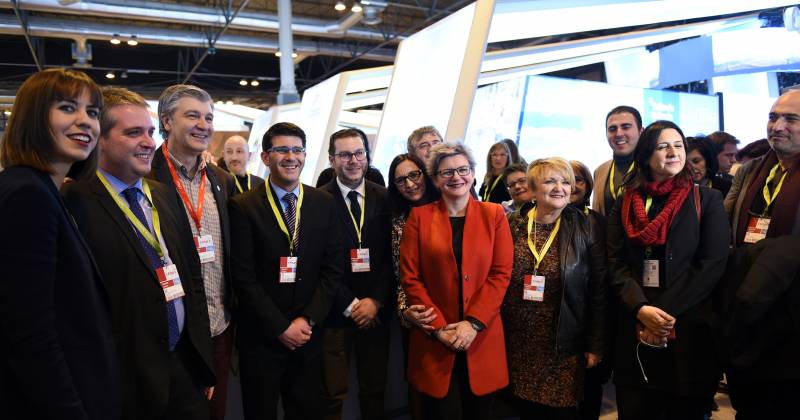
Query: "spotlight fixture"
334 0 346 11
216 100 224 106
351 1 363 13
127 35 138 46
3 110 10 116
225 100 234 106
120 71 128 79
250 80 260 87
274 51 281 57
239 79 248 86
105 71 116 79
110 34 121 45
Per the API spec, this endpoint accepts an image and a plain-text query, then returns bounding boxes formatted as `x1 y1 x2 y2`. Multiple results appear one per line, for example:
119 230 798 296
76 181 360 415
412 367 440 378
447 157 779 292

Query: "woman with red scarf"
606 120 730 420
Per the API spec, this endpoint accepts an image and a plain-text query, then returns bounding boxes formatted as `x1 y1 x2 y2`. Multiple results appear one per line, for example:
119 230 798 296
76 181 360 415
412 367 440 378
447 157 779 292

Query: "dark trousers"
161 341 210 420
514 397 578 420
616 385 709 420
579 358 613 420
209 324 234 420
728 377 800 420
401 327 426 420
321 321 390 420
420 354 492 420
238 336 323 420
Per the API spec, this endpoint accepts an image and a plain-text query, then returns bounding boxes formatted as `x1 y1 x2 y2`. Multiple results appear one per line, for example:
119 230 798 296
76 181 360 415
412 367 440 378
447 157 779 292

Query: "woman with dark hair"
686 137 731 197
502 138 527 166
0 68 119 419
388 153 439 420
607 120 729 419
479 141 513 204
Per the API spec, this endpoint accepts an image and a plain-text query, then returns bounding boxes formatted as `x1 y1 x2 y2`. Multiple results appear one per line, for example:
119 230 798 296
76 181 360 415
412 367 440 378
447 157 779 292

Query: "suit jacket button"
464 275 469 281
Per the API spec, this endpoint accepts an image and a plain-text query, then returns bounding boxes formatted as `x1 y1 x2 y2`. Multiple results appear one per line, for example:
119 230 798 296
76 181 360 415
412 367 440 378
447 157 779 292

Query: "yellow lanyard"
526 207 561 273
762 164 787 212
645 195 653 214
583 206 590 216
482 175 502 202
265 180 304 254
96 171 165 258
609 161 635 200
346 191 365 247
232 172 251 194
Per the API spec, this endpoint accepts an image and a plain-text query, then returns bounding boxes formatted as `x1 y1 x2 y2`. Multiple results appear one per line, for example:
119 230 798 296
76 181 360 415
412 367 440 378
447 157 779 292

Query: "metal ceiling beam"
0 14 398 61
182 0 250 83
10 0 41 70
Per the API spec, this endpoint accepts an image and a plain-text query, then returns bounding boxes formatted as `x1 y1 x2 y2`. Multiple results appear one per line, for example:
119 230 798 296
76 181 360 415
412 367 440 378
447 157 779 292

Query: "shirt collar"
98 168 147 203
165 144 205 179
269 178 301 200
336 177 365 200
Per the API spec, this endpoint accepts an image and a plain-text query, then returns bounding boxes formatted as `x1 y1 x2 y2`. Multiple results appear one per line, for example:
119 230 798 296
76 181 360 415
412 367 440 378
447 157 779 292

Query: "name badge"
744 216 770 244
279 256 298 283
156 263 185 302
643 259 659 288
523 274 545 302
194 234 216 264
350 248 370 273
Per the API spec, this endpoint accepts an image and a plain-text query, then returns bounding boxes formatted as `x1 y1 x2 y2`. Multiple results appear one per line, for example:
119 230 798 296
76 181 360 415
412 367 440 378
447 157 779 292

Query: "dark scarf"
622 176 691 246
736 150 800 244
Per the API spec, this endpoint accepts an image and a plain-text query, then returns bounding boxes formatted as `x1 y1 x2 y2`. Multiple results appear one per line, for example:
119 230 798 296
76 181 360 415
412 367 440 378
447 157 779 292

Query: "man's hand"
403 305 437 331
636 305 675 337
443 321 477 351
278 317 312 350
352 298 379 329
585 352 602 368
205 387 215 400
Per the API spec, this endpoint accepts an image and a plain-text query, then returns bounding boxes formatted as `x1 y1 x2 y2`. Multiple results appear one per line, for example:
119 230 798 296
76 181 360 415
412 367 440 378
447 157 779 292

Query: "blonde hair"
527 157 575 191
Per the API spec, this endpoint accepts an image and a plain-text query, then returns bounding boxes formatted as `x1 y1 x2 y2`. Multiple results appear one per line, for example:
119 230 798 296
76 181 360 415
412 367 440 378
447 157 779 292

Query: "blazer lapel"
326 181 360 245
90 176 159 283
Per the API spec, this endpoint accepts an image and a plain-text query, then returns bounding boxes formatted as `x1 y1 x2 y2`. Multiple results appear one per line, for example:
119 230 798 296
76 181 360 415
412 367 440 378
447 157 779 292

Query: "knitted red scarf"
622 176 691 246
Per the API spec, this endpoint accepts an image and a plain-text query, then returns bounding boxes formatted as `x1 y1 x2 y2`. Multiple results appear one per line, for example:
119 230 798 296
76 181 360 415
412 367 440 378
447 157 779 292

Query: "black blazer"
321 179 394 325
229 181 344 345
62 175 214 420
149 144 236 308
607 185 730 392
0 166 119 420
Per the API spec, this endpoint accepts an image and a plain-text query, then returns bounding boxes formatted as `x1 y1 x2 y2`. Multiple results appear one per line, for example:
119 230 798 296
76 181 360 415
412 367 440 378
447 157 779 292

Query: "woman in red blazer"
400 142 513 420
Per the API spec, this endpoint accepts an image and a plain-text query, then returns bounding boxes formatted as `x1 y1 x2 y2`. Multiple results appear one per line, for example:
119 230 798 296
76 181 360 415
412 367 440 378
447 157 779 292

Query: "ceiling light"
250 80 260 87
335 1 346 11
352 2 363 13
291 52 298 58
127 35 138 46
274 51 282 57
225 100 233 106
3 110 10 116
105 71 115 79
110 34 121 45
239 79 248 86
120 71 128 79
216 100 224 106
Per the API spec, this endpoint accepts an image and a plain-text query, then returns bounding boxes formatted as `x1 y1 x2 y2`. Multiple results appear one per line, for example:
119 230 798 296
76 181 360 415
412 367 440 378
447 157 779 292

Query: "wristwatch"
467 317 485 332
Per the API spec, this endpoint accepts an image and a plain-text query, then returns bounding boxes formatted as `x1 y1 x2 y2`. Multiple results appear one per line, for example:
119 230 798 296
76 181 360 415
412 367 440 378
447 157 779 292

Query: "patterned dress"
391 215 411 325
501 214 583 408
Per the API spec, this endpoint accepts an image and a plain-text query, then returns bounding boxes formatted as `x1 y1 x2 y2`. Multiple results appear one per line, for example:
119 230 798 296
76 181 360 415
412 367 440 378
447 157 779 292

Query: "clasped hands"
279 317 312 351
636 305 676 348
435 321 477 352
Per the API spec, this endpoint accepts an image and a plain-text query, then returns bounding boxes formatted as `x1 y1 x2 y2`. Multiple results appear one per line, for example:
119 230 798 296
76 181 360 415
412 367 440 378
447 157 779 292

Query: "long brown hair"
1 68 102 174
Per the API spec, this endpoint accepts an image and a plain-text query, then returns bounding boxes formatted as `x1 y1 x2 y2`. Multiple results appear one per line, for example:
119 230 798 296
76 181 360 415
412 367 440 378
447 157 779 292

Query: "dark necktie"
122 188 181 351
347 190 362 225
282 192 299 251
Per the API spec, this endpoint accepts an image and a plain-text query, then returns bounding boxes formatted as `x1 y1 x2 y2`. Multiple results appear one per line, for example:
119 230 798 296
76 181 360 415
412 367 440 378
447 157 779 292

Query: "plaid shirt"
169 154 230 337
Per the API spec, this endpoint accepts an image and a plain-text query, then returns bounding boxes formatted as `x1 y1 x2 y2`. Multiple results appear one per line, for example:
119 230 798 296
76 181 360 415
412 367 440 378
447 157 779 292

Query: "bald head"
223 135 251 176
767 90 800 160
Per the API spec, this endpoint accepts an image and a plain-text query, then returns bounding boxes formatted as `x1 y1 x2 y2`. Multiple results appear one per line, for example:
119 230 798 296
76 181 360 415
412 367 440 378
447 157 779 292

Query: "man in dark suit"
62 87 215 419
222 134 265 194
149 84 235 420
319 128 393 420
229 122 344 420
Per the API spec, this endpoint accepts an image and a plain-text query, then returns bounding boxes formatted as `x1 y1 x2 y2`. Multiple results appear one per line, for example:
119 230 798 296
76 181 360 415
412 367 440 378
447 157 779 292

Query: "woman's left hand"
585 352 602 368
444 321 477 351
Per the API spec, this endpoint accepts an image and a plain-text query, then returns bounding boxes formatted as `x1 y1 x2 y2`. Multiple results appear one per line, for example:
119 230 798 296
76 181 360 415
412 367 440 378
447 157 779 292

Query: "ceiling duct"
361 1 387 26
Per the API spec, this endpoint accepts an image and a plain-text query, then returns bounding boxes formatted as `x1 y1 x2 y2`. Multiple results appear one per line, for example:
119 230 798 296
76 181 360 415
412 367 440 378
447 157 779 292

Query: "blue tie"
122 188 181 351
283 192 299 252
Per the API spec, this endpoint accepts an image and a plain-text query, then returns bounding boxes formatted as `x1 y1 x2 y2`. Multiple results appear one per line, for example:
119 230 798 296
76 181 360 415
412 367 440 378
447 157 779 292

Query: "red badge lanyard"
162 146 206 230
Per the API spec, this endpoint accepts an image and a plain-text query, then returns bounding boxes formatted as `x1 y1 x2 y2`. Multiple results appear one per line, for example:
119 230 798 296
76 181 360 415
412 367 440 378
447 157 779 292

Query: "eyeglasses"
437 166 471 178
268 146 306 155
490 153 508 158
332 149 366 161
393 170 422 186
506 178 527 190
416 139 442 151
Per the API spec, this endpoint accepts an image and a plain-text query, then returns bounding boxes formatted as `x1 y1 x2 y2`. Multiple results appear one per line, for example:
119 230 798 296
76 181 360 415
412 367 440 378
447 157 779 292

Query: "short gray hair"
407 125 443 155
157 84 213 138
427 142 476 176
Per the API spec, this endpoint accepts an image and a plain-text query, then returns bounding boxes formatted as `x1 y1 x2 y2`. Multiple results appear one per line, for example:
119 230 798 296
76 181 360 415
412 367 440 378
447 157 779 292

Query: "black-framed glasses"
268 146 306 155
393 170 422 186
437 166 471 178
332 149 366 161
506 178 527 190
